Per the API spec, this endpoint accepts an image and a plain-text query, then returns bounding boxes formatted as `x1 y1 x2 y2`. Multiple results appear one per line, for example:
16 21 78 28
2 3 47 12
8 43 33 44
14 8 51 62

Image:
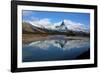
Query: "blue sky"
22 10 90 27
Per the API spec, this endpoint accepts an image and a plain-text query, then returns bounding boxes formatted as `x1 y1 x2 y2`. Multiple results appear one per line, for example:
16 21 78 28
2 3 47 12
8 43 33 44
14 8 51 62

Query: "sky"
22 10 90 32
22 10 90 26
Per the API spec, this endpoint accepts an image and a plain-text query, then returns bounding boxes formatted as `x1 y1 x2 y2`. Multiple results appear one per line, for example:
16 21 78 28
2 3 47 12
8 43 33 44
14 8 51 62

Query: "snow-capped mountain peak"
26 19 89 33
55 21 68 32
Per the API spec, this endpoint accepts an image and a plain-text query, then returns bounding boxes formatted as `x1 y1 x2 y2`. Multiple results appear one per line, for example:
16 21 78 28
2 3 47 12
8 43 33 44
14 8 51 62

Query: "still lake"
22 35 90 62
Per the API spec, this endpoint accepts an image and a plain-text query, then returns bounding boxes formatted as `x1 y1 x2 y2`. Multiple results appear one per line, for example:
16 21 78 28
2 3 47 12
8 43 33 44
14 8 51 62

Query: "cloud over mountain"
29 18 55 29
63 20 90 32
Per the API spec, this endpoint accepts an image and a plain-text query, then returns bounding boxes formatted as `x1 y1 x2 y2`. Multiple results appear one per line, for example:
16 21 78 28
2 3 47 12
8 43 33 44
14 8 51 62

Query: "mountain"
22 20 90 36
29 20 68 32
32 19 89 33
22 22 34 33
55 21 68 32
22 22 48 33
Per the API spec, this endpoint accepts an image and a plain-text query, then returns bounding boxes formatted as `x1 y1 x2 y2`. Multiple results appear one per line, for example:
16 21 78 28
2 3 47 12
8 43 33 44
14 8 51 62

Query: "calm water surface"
22 35 90 62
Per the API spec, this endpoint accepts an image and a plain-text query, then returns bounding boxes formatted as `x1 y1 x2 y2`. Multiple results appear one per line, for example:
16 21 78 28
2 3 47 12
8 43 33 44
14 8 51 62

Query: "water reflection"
22 38 90 62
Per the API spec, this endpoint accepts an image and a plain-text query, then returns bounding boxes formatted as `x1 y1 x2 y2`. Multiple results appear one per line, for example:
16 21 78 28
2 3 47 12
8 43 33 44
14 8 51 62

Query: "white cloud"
22 10 35 16
22 10 38 22
54 21 62 26
63 19 90 32
38 18 52 26
30 18 54 29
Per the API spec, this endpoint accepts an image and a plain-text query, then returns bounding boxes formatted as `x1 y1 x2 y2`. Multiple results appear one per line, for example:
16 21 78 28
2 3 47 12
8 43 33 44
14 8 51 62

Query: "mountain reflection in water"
22 37 90 62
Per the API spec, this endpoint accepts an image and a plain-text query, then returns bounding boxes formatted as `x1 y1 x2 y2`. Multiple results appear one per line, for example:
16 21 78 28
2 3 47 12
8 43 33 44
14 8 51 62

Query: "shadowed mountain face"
22 22 34 33
55 21 68 32
22 22 48 33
